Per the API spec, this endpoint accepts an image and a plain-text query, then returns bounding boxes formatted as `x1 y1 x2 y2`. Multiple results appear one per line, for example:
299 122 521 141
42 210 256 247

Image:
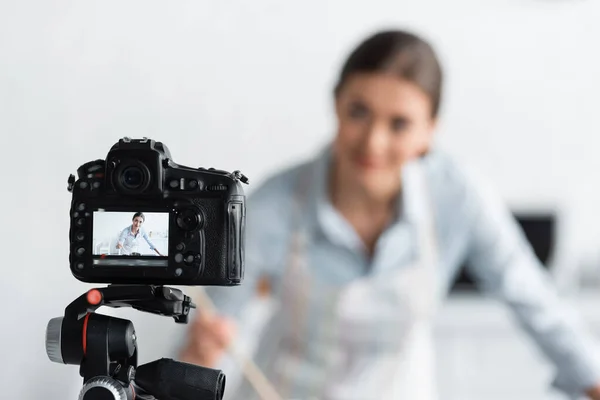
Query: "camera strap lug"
232 170 249 184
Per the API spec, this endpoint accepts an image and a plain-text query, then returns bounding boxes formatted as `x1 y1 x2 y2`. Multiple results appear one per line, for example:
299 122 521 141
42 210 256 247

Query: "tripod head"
45 285 226 400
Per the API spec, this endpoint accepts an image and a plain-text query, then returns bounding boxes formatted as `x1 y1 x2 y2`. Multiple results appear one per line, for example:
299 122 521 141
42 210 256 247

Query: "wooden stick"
191 288 284 400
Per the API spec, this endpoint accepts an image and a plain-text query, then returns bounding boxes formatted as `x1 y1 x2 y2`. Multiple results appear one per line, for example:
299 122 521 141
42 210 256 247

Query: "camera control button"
76 247 85 256
76 218 86 227
208 185 227 191
184 231 196 241
76 232 85 241
174 253 183 263
175 243 185 252
79 181 89 189
169 180 179 189
185 254 194 264
177 209 202 231
92 181 101 189
76 203 86 211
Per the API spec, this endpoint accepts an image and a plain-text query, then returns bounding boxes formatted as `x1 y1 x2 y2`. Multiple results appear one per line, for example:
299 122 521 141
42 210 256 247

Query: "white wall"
1 0 600 398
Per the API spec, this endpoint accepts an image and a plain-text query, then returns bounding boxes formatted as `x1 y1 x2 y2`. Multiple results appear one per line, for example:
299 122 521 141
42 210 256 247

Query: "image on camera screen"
92 211 169 266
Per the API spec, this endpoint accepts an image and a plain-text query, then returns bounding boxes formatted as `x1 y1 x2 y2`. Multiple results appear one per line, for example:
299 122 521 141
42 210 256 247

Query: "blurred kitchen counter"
435 291 600 400
214 292 600 400
438 290 600 327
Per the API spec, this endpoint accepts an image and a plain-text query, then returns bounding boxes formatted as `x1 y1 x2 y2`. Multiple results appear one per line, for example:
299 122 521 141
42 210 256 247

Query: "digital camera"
68 137 247 286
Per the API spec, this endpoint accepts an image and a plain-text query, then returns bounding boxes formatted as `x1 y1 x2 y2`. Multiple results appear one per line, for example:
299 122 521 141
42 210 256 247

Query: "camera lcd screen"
92 211 169 267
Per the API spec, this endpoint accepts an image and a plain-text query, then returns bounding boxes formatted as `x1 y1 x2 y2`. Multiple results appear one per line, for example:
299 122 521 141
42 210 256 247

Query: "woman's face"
333 73 436 196
132 216 144 230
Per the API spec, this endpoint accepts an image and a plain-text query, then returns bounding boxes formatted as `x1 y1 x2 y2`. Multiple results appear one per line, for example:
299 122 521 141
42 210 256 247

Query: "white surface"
215 294 600 400
435 293 600 400
1 0 600 398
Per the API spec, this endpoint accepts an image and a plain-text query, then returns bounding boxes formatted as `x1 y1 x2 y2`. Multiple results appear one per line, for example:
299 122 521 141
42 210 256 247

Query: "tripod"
45 285 226 400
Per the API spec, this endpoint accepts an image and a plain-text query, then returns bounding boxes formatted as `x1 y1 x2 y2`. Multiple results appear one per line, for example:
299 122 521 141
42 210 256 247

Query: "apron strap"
410 160 440 271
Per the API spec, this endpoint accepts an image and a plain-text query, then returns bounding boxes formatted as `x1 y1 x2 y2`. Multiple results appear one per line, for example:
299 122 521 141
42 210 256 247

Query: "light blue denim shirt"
207 144 600 398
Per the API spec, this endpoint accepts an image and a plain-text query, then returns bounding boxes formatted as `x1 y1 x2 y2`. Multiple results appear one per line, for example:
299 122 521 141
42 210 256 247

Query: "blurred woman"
180 30 600 399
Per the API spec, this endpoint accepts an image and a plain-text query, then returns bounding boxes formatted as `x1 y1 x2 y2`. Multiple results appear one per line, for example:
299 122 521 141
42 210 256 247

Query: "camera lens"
122 166 144 189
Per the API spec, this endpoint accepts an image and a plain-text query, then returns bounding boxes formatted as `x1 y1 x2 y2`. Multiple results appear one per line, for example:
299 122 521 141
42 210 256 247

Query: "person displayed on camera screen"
116 212 164 256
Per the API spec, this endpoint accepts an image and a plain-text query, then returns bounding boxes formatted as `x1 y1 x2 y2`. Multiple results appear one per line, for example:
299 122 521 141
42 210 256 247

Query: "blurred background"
1 0 600 398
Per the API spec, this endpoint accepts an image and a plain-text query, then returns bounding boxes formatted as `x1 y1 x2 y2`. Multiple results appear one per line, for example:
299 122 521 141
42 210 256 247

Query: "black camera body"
68 137 247 286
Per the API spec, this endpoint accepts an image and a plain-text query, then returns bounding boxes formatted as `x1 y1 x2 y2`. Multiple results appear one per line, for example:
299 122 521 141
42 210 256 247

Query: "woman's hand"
116 243 123 249
586 385 600 400
179 311 236 367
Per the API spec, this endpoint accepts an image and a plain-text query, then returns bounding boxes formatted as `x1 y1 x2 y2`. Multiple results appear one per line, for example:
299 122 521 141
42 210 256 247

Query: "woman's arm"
462 176 600 399
141 230 159 254
116 228 127 249
588 387 600 400
153 248 163 256
178 222 281 380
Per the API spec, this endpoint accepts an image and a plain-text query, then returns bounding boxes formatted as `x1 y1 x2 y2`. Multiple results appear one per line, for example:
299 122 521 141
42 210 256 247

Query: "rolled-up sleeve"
463 175 600 399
